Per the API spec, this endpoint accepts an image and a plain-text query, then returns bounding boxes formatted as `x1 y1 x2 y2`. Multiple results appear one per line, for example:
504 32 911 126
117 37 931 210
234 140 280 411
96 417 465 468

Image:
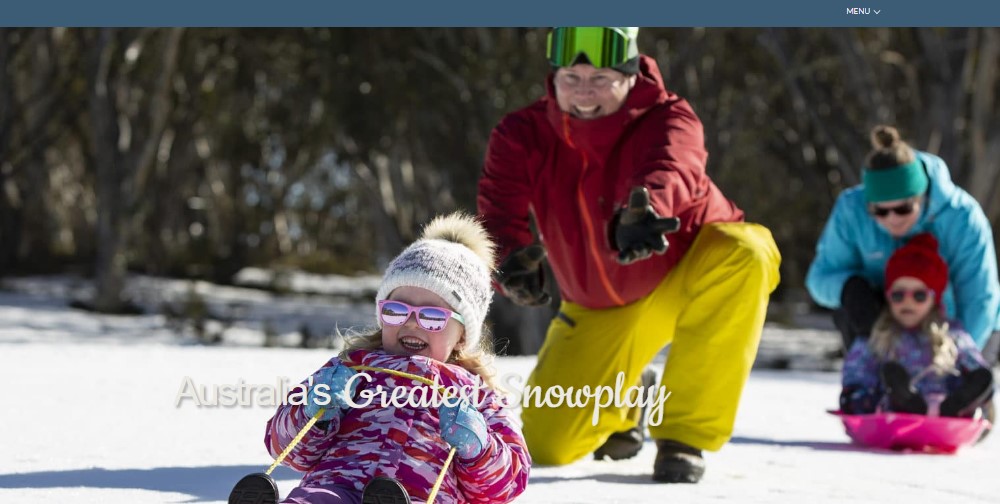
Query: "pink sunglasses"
886 288 933 304
377 300 465 332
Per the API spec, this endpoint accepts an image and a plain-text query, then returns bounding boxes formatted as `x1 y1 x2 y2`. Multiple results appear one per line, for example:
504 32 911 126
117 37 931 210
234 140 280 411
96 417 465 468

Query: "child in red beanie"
840 233 994 417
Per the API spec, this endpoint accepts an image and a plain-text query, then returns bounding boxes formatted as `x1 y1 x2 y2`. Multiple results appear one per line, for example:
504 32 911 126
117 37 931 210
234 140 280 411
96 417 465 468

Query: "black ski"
362 476 411 504
229 472 280 504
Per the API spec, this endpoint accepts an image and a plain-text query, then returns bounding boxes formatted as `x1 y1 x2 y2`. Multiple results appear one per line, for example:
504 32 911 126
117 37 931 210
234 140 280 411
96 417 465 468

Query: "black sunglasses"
870 201 917 218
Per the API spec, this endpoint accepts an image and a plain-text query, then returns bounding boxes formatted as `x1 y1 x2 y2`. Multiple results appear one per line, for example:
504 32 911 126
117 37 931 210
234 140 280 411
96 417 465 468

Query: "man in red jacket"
478 27 781 483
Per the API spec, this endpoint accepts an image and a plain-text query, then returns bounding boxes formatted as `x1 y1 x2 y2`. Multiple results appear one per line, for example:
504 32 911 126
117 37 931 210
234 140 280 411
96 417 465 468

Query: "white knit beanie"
375 213 496 349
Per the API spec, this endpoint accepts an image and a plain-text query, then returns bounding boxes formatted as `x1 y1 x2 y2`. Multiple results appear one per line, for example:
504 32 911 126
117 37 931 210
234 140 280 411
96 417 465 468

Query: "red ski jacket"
478 55 744 309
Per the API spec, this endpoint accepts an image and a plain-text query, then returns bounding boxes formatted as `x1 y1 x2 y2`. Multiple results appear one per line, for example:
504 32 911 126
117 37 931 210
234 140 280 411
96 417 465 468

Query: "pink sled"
828 410 990 453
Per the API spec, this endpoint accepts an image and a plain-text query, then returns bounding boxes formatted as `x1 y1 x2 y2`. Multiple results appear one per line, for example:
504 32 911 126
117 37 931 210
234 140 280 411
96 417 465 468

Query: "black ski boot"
652 439 704 484
362 477 411 504
940 368 994 418
594 369 657 461
880 361 928 414
229 473 279 504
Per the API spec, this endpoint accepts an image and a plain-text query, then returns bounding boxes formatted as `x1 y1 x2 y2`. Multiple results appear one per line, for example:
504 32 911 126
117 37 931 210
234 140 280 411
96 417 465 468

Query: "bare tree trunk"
85 28 185 311
914 28 967 167
967 28 1000 216
129 28 184 201
89 28 128 312
19 29 62 271
0 29 18 275
758 29 860 187
0 30 13 157
831 30 892 127
351 158 406 268
214 157 249 284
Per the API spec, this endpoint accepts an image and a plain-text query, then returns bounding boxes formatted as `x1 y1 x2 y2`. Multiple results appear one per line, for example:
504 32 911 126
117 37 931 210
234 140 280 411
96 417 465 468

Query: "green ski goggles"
546 27 639 69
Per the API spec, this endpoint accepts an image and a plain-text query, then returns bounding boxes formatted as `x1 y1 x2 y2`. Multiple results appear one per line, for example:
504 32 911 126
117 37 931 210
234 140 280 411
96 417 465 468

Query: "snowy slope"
0 280 998 503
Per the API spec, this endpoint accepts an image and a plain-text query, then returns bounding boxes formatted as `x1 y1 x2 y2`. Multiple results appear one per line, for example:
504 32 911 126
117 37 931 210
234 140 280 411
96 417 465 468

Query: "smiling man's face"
554 64 636 120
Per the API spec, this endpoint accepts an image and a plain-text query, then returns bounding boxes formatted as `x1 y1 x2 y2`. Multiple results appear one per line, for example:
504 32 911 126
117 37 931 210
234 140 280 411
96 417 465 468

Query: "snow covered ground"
1 276 998 503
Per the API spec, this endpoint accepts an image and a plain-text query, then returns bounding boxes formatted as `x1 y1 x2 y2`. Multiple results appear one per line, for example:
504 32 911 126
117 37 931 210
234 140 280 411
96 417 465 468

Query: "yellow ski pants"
521 222 781 465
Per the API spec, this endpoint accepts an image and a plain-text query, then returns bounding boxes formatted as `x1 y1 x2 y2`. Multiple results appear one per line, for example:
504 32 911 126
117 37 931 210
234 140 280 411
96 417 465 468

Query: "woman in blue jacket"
806 125 1000 364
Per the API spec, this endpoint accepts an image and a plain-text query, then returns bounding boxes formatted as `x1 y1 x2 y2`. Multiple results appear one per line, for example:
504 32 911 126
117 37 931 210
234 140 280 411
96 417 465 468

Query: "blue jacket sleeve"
940 203 1000 348
807 192 864 309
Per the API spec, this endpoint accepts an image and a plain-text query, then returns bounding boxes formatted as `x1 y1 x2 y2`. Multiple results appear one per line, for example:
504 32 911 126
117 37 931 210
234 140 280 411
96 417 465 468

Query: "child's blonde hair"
339 327 501 391
869 307 957 373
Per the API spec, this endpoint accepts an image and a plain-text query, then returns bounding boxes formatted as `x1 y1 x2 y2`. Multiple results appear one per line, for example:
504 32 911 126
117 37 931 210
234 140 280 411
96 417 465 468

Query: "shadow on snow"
0 464 302 502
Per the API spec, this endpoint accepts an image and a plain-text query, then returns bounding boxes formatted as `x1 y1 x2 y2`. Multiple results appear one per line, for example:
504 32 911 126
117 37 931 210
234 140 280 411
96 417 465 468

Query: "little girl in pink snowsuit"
265 213 530 504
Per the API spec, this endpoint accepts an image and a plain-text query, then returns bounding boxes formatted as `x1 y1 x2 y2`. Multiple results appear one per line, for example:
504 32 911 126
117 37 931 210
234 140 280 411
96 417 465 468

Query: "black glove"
840 275 883 339
879 361 928 414
612 186 681 265
496 244 552 307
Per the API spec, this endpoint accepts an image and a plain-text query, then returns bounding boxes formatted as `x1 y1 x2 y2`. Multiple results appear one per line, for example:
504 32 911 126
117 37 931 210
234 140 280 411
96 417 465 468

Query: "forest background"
3 28 999 352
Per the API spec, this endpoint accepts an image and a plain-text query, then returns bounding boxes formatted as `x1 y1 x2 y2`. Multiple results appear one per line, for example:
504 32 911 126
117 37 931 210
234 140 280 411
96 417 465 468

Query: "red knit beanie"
885 233 948 304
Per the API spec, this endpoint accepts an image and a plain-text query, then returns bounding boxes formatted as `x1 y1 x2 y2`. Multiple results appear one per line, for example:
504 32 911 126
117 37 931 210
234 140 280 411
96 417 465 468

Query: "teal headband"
862 160 929 203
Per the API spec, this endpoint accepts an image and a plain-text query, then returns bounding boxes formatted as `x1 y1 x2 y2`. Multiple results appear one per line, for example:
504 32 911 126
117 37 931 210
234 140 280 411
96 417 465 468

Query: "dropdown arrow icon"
874 9 881 14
